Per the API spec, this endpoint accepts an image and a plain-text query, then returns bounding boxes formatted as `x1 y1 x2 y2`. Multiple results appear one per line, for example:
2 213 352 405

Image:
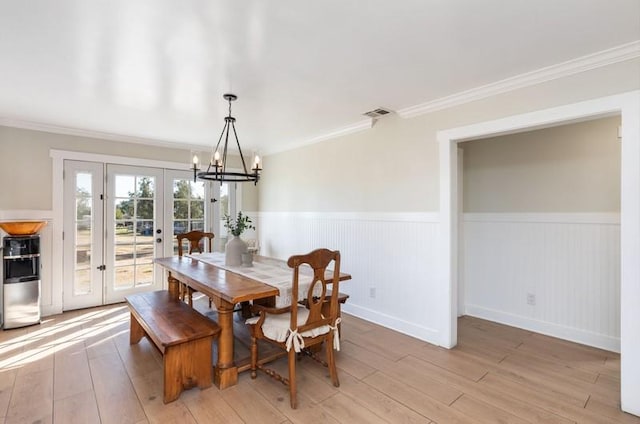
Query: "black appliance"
3 235 41 328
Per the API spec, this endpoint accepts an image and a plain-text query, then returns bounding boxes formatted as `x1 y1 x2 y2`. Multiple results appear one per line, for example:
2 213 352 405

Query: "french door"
63 161 228 309
104 165 165 304
63 161 105 309
64 162 167 309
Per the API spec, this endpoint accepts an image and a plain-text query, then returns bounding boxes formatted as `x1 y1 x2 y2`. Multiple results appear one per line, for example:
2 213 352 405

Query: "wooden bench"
126 290 221 403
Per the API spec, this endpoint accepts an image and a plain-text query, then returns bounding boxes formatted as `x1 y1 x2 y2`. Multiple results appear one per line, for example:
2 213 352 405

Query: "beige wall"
0 126 259 211
259 58 640 212
460 116 621 213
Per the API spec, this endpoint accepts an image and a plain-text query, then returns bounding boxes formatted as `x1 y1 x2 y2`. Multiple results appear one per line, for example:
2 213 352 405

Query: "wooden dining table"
154 254 351 389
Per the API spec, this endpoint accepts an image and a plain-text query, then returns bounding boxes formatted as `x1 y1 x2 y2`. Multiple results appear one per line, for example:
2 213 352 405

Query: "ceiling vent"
363 107 393 119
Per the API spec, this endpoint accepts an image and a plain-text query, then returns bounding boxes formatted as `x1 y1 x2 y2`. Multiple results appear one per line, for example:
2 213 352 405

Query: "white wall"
461 117 621 213
463 213 620 351
257 211 441 341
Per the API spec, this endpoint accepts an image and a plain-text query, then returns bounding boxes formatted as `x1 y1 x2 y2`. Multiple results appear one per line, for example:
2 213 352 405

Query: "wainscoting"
463 213 620 352
253 212 443 344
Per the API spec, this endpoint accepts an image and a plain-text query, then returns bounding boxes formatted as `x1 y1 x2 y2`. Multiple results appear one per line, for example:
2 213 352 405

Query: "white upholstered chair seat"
246 306 330 344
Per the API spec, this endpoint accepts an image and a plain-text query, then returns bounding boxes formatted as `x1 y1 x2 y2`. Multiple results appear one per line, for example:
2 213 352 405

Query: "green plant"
224 211 255 237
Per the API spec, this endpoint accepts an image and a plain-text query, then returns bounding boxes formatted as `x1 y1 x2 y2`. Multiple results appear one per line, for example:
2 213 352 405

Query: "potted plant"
223 211 255 266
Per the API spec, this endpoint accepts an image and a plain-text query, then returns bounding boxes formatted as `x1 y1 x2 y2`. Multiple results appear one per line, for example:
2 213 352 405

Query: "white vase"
225 236 247 266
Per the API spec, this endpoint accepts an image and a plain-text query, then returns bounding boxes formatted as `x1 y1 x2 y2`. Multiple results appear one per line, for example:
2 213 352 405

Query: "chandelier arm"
231 121 250 174
213 119 228 162
222 121 231 177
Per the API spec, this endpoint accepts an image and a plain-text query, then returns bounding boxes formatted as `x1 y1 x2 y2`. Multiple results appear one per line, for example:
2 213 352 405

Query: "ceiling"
0 0 639 155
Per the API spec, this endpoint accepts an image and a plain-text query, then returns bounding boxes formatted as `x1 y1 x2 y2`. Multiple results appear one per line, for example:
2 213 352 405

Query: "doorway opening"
436 90 640 414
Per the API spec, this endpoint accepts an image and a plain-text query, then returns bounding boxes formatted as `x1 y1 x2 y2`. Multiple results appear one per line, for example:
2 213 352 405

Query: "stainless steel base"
3 279 41 329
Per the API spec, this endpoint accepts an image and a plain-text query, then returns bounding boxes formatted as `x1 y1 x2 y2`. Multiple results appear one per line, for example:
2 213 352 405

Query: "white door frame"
436 90 640 415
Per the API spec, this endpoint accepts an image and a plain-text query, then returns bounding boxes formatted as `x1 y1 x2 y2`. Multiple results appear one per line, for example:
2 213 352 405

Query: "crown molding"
263 119 373 155
0 117 208 152
398 40 640 119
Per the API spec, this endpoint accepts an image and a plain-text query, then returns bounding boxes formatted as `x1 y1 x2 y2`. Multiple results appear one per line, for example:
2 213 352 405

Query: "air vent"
363 107 393 118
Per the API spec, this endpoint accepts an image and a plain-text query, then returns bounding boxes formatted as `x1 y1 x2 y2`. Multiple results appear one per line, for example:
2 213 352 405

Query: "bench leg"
129 313 145 345
163 337 213 403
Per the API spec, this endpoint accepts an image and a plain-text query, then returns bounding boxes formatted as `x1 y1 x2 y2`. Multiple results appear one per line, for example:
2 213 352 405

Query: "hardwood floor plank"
480 372 622 424
254 357 340 405
451 394 530 424
0 368 17 419
53 389 101 424
5 367 53 424
416 343 490 382
503 350 599 384
363 371 476 424
219 374 286 424
89 352 146 424
53 341 93 401
249 370 342 423
338 372 431 423
130 369 198 424
585 394 640 424
180 386 245 424
399 355 574 424
321 392 390 424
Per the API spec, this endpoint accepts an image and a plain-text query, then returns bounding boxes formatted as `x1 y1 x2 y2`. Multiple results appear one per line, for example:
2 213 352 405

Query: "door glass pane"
219 183 230 251
74 172 93 295
171 177 206 253
112 173 157 290
73 172 93 295
174 200 188 219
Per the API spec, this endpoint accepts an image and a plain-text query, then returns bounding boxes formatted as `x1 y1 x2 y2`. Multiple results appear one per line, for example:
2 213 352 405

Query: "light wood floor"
0 297 637 424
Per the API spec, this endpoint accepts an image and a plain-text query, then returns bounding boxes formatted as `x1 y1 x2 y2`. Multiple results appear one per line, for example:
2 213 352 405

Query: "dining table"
154 252 351 389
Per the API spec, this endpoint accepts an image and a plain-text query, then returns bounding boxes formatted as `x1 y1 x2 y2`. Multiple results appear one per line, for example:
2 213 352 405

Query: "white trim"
50 149 191 171
254 211 439 223
463 212 620 225
437 89 640 416
465 305 620 353
263 119 373 155
0 117 208 151
342 305 440 345
399 41 640 119
0 210 53 221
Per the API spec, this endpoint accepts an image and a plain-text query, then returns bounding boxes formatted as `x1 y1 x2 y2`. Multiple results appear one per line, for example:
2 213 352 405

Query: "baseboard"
42 305 62 317
342 303 441 346
465 304 620 353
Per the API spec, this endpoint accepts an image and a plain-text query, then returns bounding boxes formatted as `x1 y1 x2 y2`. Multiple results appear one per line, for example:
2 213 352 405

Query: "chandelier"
193 93 261 185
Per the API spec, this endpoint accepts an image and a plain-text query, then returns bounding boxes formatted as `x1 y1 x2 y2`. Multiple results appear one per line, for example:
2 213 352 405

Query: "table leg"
211 298 238 389
167 273 180 300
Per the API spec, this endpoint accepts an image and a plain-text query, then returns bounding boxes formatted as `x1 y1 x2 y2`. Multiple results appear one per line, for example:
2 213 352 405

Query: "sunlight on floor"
0 306 130 369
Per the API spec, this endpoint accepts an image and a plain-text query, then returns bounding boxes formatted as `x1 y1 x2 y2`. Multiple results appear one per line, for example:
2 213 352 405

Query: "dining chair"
246 248 342 409
176 230 214 307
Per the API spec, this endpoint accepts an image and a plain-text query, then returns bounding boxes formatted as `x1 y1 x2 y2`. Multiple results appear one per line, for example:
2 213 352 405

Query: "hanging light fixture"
192 93 262 185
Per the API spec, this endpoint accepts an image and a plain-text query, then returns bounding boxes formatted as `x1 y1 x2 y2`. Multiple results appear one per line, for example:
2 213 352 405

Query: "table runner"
188 252 318 307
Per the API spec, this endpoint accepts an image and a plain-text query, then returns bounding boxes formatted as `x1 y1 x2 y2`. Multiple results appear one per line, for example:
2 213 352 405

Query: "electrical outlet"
369 287 376 298
526 293 536 306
